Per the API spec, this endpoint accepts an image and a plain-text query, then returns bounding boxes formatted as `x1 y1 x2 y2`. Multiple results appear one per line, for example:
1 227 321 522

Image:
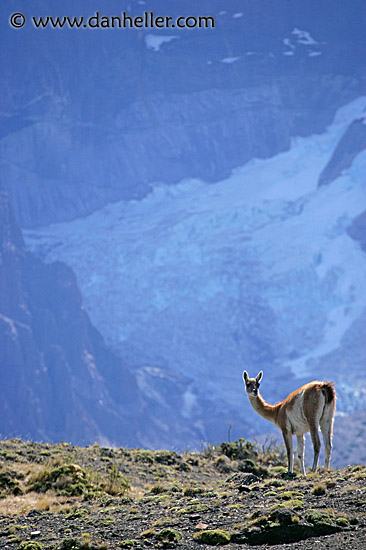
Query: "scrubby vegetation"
0 439 365 549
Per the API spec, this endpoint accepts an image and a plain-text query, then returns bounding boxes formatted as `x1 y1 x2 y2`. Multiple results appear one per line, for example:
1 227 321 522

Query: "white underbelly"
283 393 311 435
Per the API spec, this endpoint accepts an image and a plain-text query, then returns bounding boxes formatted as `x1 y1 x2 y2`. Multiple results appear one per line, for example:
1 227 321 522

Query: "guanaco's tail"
321 382 336 405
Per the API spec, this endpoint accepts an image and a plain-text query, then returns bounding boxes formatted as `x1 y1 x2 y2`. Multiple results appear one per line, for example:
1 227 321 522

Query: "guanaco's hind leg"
296 434 306 475
282 429 294 473
320 413 333 470
310 425 321 472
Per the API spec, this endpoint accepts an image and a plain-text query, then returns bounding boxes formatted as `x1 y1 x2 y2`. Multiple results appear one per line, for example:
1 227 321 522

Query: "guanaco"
242 371 336 475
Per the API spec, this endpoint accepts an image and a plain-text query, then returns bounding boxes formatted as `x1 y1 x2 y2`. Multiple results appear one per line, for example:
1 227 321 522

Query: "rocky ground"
0 439 365 550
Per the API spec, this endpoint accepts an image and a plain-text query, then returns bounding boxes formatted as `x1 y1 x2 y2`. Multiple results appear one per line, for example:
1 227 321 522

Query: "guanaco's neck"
248 392 280 426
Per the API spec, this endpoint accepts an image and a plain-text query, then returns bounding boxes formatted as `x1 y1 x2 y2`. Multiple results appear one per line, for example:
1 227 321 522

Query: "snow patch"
283 29 324 57
292 27 318 45
283 38 295 55
221 56 240 64
145 34 178 51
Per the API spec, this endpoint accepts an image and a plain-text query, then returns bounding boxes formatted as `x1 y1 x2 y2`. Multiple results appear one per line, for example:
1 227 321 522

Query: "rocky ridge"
0 439 365 549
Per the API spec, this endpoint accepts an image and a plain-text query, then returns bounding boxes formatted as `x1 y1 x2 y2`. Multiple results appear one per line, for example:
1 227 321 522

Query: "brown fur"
322 382 336 404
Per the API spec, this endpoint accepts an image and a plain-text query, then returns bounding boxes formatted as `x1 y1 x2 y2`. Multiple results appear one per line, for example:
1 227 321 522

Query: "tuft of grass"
306 509 334 527
269 508 301 526
178 503 209 515
214 456 232 473
140 528 155 539
237 458 265 476
35 495 55 511
133 450 154 464
152 517 175 528
219 439 257 461
149 483 168 494
0 469 23 496
193 529 231 545
280 491 303 500
27 462 129 498
156 528 183 543
18 543 44 550
183 485 204 497
97 463 130 496
336 516 349 527
271 499 303 510
155 450 179 465
27 464 90 496
264 479 286 488
81 533 93 548
312 483 327 496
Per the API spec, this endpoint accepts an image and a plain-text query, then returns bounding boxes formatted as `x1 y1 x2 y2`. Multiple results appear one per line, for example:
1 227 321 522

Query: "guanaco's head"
243 370 263 397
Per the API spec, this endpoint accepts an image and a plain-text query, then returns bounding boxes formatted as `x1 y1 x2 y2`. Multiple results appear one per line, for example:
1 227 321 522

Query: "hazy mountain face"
0 185 144 446
1 186 241 448
1 1 365 227
25 97 366 419
1 0 365 452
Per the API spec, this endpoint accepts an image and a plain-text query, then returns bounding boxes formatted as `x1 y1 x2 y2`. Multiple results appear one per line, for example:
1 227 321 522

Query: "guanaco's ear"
243 371 249 384
256 371 263 383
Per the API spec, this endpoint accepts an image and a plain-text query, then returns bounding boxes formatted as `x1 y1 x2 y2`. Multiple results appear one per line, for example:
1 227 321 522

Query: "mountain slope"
25 97 366 428
318 115 366 187
1 0 365 227
1 185 249 448
0 184 144 446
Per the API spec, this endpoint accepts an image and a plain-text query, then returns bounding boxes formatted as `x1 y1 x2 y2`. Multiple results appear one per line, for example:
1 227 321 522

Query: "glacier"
25 97 366 419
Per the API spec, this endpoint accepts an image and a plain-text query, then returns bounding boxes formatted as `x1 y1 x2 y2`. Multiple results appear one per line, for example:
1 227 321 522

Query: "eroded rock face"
318 117 366 187
0 86 292 228
0 184 143 446
347 210 366 252
2 78 360 230
1 1 364 228
0 186 242 448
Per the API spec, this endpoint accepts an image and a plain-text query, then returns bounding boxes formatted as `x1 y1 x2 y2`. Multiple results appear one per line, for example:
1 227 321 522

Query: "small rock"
31 531 41 537
195 522 209 531
241 474 260 485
